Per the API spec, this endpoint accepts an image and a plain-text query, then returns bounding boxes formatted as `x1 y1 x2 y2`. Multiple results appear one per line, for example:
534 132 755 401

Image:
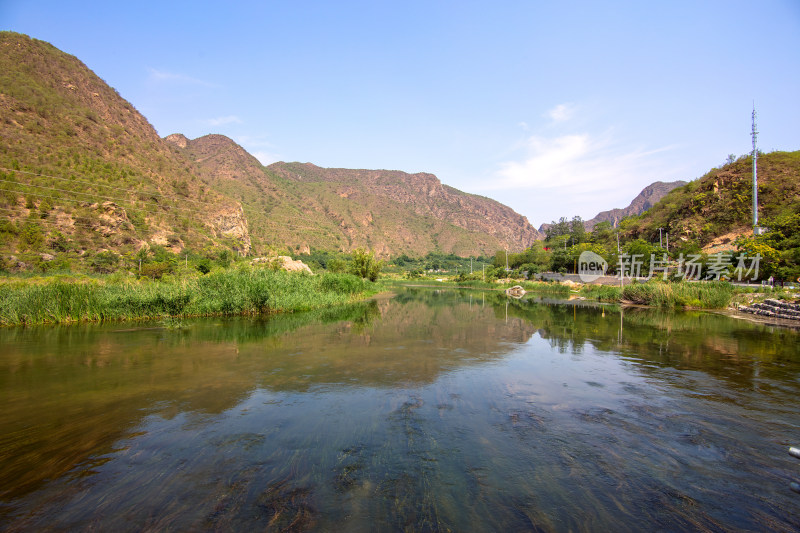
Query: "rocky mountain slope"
583 180 687 230
0 31 543 266
620 150 800 247
0 32 251 265
166 133 542 257
538 180 686 234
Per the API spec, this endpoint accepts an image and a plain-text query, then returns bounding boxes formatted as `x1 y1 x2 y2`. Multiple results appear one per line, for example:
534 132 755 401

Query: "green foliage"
217 249 233 268
140 261 171 280
19 222 44 251
319 272 367 294
622 239 664 274
0 270 376 325
735 211 800 280
349 248 383 281
90 251 120 274
196 258 212 275
48 231 69 252
622 281 733 309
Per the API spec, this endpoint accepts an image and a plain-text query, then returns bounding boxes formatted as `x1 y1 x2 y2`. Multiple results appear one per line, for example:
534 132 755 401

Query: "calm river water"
1 287 800 531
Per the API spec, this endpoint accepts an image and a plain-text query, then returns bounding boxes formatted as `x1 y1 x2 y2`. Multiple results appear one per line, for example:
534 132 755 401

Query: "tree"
570 216 587 244
349 248 383 281
91 251 120 273
19 222 44 251
545 217 571 241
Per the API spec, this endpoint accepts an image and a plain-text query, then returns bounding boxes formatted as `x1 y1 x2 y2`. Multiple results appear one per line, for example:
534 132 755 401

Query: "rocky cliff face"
268 162 543 252
165 133 543 257
584 180 687 229
538 180 687 233
210 204 251 255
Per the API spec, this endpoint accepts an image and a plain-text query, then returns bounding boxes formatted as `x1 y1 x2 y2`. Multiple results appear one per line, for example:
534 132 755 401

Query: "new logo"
578 251 608 282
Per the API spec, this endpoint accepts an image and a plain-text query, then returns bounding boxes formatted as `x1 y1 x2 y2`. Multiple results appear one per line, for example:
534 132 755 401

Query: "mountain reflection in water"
1 287 799 531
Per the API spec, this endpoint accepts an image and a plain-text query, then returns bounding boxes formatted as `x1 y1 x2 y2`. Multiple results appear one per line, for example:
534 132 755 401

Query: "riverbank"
0 269 377 326
386 278 794 311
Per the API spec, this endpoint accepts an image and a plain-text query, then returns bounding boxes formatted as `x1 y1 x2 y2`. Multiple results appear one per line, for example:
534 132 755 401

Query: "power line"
0 207 134 233
0 166 349 242
0 179 208 217
0 167 214 206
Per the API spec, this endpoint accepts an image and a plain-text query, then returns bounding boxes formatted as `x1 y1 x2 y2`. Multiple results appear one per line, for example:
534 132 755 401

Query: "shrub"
319 273 367 294
90 251 120 273
349 248 383 281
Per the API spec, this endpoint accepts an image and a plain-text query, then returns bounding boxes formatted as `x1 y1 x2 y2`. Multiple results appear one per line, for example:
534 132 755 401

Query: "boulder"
252 256 313 275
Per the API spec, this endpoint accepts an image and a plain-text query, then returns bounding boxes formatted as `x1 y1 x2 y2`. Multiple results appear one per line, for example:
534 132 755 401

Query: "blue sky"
2 1 799 227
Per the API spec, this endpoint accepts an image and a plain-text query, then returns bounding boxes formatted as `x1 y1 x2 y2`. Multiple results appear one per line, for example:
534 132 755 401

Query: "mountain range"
0 31 543 262
3 31 793 269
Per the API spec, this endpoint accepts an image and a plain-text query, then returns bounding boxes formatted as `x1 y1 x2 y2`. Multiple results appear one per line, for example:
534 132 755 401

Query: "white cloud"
251 151 281 165
473 130 679 224
146 68 217 87
235 135 281 165
546 103 575 124
206 115 243 126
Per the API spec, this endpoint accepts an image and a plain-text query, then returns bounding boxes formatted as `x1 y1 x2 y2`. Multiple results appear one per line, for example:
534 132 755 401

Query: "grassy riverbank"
0 269 376 326
621 281 734 309
386 278 744 309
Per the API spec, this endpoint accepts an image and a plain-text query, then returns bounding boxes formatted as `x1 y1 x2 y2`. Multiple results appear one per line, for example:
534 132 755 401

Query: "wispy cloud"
236 135 281 165
147 68 217 87
251 151 281 165
474 130 679 223
546 103 575 124
205 115 243 126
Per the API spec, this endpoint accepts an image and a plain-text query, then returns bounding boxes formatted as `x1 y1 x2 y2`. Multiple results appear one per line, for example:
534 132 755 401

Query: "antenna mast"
752 103 759 232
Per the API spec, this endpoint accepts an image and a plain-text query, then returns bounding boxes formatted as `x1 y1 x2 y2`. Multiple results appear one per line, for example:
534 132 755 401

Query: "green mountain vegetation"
168 133 542 257
618 151 800 248
488 151 799 283
2 32 797 285
0 32 251 273
0 31 542 275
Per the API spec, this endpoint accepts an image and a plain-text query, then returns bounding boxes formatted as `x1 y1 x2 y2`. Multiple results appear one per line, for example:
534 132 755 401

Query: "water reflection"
1 287 799 531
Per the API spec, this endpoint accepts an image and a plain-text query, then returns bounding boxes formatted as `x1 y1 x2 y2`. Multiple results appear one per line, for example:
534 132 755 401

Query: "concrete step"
762 299 800 312
740 301 800 321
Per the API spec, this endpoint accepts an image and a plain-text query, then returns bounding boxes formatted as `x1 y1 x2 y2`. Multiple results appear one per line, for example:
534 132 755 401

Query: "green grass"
579 284 622 301
0 269 375 326
621 281 734 309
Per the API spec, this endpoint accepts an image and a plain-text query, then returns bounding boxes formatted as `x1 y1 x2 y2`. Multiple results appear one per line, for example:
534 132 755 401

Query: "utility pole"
616 232 620 254
470 257 473 274
505 249 509 272
666 233 669 253
752 103 760 234
658 228 663 248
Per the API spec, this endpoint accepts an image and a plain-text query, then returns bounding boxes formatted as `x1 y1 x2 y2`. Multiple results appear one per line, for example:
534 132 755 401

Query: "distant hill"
584 180 687 230
619 151 800 248
0 31 542 268
166 133 543 257
538 180 686 234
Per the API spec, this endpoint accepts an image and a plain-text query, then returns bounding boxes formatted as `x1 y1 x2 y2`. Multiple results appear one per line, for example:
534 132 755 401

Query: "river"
1 287 799 531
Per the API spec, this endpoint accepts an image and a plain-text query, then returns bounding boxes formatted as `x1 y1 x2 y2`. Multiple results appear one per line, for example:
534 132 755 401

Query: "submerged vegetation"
0 268 375 326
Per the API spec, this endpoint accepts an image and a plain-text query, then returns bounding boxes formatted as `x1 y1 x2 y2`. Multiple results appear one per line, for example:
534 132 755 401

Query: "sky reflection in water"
1 288 800 531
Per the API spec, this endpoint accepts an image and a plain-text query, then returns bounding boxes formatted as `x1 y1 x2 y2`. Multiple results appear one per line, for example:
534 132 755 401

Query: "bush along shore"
0 268 376 326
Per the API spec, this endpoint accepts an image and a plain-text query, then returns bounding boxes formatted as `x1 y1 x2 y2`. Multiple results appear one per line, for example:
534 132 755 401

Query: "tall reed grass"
621 281 733 309
0 270 373 326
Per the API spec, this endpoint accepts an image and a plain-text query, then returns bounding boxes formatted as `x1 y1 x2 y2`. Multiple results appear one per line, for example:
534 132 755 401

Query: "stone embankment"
739 299 800 321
